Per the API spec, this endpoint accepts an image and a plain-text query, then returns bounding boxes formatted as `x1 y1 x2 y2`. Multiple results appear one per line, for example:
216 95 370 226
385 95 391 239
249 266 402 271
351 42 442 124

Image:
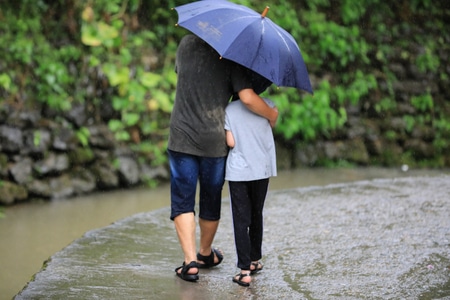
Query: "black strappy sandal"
175 261 199 282
196 248 223 269
250 261 263 274
232 273 251 287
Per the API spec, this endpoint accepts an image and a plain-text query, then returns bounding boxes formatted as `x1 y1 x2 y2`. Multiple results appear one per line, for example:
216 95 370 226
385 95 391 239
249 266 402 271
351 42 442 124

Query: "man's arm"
238 88 279 128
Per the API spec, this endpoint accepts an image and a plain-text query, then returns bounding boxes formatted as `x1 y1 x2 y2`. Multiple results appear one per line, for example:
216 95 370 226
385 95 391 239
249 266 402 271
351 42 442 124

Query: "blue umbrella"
174 0 313 93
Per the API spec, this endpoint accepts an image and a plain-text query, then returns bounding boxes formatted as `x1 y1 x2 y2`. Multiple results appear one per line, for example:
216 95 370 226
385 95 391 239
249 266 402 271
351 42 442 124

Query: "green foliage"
77 0 177 163
76 127 91 147
0 74 12 91
0 0 447 169
304 18 370 70
403 115 416 133
33 131 41 147
0 5 77 110
375 97 397 114
384 130 397 141
411 93 433 112
401 90 449 159
238 0 378 145
268 82 347 141
415 47 440 73
432 114 450 153
268 71 376 142
130 141 168 166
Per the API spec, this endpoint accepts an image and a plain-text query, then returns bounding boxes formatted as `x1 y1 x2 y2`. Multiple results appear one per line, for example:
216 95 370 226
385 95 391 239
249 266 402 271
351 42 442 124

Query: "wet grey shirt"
224 99 277 181
168 34 253 157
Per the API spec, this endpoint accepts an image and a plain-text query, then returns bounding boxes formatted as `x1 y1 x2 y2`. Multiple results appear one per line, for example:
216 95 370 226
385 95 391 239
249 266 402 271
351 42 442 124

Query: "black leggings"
229 178 269 270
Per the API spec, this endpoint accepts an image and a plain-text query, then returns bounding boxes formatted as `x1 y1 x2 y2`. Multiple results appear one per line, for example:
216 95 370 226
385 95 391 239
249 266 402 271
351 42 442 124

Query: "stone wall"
1 29 449 206
0 106 168 205
276 27 450 169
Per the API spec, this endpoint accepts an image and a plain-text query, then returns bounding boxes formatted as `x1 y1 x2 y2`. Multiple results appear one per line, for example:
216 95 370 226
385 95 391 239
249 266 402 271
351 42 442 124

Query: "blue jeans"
168 150 226 221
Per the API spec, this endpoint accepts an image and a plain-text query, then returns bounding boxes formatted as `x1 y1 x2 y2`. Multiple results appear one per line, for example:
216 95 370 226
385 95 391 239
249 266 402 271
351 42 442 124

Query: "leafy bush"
0 0 447 167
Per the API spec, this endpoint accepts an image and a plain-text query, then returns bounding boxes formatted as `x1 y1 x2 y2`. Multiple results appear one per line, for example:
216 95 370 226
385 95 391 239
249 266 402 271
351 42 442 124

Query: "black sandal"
175 261 199 282
197 248 223 269
232 273 251 287
250 261 263 274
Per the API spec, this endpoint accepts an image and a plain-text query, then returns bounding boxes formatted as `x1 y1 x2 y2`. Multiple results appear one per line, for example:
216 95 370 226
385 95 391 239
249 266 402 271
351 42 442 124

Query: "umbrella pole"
261 6 270 18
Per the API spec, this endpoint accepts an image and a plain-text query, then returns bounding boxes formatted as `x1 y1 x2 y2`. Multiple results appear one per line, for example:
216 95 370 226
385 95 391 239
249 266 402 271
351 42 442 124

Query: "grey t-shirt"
224 99 277 181
168 34 253 157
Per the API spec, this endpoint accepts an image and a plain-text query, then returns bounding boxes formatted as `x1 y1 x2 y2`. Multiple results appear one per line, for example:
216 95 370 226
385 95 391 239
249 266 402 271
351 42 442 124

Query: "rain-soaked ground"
15 175 450 299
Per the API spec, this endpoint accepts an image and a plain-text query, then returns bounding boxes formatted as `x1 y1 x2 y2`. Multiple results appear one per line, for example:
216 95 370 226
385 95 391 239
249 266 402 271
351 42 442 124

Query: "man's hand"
269 106 278 128
238 88 279 127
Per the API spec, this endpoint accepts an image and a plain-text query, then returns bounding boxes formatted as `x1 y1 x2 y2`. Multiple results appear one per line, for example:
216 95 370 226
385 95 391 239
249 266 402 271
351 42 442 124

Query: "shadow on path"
16 176 450 299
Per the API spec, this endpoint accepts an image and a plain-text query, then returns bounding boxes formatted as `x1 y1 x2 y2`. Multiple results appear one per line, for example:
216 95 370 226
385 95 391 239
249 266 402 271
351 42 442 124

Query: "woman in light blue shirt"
225 98 277 287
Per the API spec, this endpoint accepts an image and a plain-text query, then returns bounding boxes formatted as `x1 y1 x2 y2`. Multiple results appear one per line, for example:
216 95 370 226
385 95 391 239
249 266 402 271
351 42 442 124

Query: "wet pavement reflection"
15 175 450 299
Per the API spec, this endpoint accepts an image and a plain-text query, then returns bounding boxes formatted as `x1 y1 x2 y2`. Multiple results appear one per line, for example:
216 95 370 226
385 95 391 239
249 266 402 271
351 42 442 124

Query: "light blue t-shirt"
224 99 277 181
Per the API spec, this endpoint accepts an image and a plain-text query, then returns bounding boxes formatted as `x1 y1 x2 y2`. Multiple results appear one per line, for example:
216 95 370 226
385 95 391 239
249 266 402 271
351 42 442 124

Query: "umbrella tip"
261 6 270 18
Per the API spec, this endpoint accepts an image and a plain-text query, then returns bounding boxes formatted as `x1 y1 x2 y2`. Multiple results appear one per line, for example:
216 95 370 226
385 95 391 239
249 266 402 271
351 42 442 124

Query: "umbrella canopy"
174 0 313 93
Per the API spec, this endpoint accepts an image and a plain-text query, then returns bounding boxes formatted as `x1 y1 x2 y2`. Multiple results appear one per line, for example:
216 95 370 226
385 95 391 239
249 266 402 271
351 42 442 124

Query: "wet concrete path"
15 175 450 299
